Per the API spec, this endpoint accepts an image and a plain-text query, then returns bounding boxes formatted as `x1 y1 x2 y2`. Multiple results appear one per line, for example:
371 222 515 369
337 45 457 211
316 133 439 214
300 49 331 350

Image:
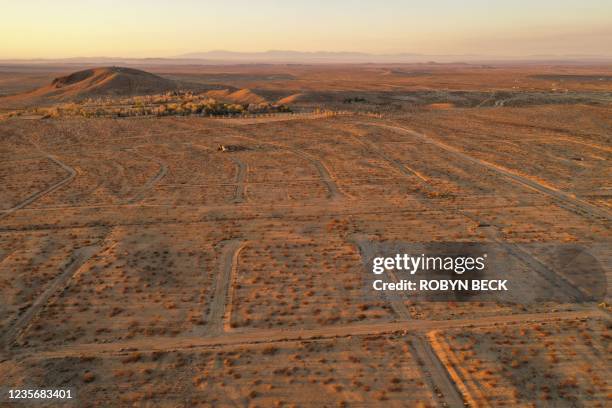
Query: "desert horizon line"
2 49 612 64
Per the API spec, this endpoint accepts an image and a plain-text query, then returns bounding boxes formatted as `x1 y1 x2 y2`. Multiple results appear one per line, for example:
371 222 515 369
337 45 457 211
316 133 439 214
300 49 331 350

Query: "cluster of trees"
32 95 292 118
112 101 290 118
343 97 368 104
152 100 290 116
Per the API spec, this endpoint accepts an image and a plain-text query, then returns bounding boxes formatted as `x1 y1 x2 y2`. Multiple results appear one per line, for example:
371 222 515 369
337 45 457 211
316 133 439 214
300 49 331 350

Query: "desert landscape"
0 60 610 407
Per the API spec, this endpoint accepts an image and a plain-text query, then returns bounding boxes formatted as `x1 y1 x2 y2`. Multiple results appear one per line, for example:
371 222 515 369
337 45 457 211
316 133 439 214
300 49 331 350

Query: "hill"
204 88 267 105
0 67 179 107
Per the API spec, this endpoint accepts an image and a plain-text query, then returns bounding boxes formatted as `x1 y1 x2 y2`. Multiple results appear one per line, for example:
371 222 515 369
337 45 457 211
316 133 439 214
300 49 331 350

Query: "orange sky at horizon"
2 0 611 59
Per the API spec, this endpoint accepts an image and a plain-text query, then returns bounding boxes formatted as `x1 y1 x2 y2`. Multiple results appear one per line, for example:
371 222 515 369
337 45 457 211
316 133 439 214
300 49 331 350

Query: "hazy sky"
2 0 611 58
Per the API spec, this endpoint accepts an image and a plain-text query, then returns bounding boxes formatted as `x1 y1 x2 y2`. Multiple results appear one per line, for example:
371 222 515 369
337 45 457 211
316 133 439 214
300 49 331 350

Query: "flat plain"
0 63 610 407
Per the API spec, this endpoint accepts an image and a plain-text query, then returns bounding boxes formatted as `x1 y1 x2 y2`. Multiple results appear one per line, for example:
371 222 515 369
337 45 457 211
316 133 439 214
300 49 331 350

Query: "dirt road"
1 244 100 351
229 157 247 203
0 155 76 220
125 149 168 204
16 307 604 363
353 237 466 407
232 133 348 200
376 123 611 222
206 240 246 335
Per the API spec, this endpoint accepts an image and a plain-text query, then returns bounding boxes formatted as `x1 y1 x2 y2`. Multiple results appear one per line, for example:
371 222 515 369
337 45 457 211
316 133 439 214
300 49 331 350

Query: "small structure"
218 144 247 152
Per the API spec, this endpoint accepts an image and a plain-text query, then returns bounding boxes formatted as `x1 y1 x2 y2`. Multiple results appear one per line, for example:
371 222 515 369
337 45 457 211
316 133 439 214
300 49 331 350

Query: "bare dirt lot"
0 63 610 407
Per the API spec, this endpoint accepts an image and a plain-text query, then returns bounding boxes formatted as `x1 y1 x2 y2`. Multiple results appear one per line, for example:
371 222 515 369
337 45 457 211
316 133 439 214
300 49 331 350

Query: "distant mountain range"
2 50 612 65
177 50 427 63
177 50 612 64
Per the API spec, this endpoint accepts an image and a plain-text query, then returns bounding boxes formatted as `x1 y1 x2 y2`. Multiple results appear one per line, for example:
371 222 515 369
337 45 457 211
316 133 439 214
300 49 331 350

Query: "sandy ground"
0 65 610 406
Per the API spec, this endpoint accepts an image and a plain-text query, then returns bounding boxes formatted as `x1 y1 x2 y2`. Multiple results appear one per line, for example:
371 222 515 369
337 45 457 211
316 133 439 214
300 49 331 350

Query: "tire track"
349 134 429 182
228 157 247 203
375 123 611 222
124 149 168 204
428 331 491 408
353 237 466 408
18 310 605 360
499 238 588 301
206 240 246 335
347 121 592 403
228 132 348 200
462 216 589 302
349 122 598 301
285 146 347 200
1 244 101 351
222 242 246 333
411 336 468 408
0 155 76 220
187 143 248 204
